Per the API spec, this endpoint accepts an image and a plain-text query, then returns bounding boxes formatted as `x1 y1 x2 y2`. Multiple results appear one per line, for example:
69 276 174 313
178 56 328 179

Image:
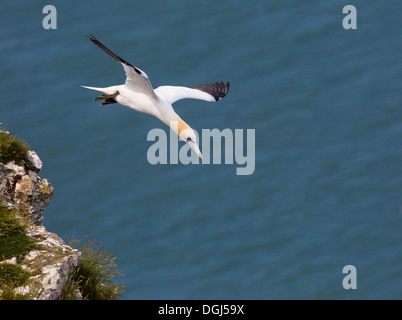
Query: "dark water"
1 1 402 299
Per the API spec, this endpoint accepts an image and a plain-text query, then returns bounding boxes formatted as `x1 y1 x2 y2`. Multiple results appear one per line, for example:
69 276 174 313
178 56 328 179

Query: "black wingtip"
194 81 230 101
86 34 143 76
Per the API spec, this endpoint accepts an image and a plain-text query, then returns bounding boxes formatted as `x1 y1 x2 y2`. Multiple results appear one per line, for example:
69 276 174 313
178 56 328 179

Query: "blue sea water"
1 0 402 299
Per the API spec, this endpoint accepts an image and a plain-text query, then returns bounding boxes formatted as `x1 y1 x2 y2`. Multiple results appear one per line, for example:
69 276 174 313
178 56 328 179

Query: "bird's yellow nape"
168 117 202 159
168 117 190 136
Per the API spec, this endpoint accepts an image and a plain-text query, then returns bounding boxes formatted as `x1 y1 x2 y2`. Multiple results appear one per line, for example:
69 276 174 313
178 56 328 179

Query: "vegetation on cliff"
0 204 35 299
0 204 37 261
0 125 124 300
0 129 29 165
61 237 124 300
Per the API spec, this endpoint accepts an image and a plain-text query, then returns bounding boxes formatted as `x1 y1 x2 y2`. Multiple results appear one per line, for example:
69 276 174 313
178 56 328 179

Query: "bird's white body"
82 84 214 127
82 36 230 159
84 85 169 120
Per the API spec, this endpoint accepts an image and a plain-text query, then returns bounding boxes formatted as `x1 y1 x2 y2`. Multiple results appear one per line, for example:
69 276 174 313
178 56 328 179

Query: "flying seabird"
82 35 230 159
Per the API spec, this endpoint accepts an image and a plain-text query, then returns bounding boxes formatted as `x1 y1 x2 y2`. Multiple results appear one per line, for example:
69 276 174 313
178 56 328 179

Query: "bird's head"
180 128 202 159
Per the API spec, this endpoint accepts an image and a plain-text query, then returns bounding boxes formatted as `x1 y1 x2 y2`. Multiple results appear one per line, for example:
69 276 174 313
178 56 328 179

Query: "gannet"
82 35 230 159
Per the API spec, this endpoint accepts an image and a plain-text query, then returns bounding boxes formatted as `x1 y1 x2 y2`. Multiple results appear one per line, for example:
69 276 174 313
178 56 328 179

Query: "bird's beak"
187 141 203 159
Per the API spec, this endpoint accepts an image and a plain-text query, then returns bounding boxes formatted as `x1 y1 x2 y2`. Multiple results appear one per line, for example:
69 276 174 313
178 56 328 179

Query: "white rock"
15 174 33 195
26 151 42 172
0 257 17 265
38 252 80 300
3 161 25 176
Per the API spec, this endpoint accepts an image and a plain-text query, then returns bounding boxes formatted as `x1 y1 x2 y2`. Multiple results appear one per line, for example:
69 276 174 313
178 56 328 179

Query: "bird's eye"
186 137 192 142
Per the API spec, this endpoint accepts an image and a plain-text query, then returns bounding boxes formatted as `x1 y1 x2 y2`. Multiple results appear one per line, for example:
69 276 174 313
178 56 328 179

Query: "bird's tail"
81 85 106 93
82 85 120 105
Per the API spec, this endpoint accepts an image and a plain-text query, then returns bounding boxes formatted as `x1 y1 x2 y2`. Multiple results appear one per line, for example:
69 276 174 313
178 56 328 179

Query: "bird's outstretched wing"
88 35 157 100
155 81 230 105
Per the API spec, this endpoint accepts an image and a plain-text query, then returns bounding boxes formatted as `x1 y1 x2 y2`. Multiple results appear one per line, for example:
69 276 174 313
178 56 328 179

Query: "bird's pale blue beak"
187 140 203 159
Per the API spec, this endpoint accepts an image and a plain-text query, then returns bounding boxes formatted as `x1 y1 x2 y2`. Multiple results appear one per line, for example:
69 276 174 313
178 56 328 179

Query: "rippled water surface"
1 1 402 299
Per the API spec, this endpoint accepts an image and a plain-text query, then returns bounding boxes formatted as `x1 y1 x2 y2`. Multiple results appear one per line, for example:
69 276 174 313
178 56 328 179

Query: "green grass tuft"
0 130 30 165
65 237 124 300
0 205 37 261
0 204 36 300
0 263 32 300
0 263 31 287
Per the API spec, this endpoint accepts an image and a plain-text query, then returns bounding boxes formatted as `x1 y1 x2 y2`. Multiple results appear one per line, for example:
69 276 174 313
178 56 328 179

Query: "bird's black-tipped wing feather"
88 34 142 75
194 81 230 101
88 35 156 99
155 81 230 105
